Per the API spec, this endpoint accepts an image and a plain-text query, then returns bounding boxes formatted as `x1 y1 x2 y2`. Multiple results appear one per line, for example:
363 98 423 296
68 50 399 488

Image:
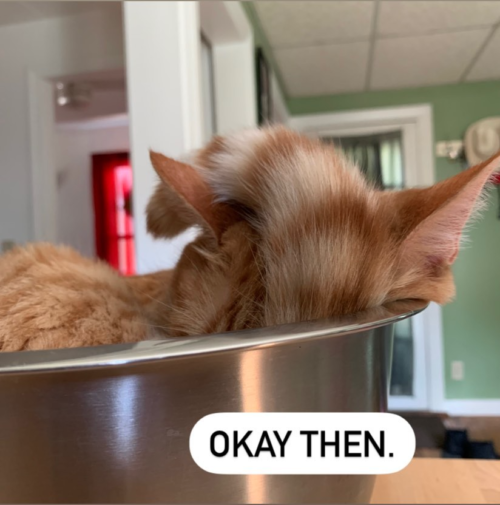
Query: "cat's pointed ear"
399 152 500 269
146 151 239 243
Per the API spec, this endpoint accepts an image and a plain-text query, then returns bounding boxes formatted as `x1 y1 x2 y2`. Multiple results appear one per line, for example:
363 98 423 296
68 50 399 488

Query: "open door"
92 152 136 275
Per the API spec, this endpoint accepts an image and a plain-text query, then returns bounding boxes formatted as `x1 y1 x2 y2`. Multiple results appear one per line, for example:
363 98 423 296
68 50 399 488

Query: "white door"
290 106 444 412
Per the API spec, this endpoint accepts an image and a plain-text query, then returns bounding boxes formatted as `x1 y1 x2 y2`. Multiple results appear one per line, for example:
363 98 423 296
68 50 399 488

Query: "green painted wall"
289 81 500 399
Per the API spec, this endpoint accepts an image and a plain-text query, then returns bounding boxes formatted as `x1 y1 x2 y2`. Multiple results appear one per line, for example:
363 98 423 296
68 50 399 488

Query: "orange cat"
0 126 499 352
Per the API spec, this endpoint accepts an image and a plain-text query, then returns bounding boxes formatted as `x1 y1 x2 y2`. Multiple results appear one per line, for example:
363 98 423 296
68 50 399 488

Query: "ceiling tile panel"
378 1 500 37
466 28 500 82
275 42 370 97
371 29 489 90
255 1 374 48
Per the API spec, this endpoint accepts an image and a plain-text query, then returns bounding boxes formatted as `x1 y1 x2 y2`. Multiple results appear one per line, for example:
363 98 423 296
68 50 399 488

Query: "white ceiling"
0 2 117 28
254 1 500 97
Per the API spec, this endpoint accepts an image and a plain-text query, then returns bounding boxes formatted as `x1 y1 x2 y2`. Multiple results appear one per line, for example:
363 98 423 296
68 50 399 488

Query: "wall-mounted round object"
55 82 92 108
464 117 500 166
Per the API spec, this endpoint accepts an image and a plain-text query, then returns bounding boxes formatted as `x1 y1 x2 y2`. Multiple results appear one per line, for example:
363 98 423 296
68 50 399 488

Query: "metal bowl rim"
0 299 428 374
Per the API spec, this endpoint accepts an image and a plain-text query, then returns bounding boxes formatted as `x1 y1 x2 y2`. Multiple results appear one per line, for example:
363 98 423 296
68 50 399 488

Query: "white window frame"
290 105 445 413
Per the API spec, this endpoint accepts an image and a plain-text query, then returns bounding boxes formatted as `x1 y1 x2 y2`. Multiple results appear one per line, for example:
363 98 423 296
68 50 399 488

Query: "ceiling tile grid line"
267 24 500 51
255 1 500 47
376 0 500 36
466 24 500 82
369 28 491 91
255 1 375 48
364 0 380 91
461 22 500 82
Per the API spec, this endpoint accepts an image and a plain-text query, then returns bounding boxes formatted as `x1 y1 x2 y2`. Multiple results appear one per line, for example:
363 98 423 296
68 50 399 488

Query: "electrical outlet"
451 361 464 381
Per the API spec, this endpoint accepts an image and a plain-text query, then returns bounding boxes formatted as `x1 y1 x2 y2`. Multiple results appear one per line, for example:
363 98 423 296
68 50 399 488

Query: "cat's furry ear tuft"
398 151 500 270
147 151 240 243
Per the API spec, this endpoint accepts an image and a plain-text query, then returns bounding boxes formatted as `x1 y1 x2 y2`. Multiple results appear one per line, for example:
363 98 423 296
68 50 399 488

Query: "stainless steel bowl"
0 299 426 504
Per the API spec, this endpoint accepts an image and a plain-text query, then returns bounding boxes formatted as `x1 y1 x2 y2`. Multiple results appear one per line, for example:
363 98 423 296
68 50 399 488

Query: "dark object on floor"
465 441 499 460
442 429 500 459
393 413 500 458
443 429 469 458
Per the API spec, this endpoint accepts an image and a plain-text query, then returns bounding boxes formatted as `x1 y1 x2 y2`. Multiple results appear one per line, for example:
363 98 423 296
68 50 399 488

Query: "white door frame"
290 105 445 413
124 1 258 273
199 1 257 135
199 1 290 130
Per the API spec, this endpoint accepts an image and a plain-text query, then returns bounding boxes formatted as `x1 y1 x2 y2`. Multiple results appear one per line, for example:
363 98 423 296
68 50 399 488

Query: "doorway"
92 152 136 276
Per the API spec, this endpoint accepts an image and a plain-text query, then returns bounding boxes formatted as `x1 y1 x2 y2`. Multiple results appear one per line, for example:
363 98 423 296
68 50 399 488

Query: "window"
323 131 404 189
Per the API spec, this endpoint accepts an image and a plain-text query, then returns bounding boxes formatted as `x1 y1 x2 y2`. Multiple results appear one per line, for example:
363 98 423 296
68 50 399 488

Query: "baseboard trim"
443 400 500 416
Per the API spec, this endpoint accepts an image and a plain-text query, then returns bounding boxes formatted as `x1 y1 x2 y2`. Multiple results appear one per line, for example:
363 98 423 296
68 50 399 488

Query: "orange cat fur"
0 126 499 351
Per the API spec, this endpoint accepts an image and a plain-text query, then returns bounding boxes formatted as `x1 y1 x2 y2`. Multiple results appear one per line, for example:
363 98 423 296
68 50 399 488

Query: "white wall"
0 5 124 247
200 1 257 135
54 123 130 258
212 41 257 135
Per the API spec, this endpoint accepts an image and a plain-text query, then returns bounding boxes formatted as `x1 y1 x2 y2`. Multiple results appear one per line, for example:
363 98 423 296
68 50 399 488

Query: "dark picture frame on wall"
256 48 273 125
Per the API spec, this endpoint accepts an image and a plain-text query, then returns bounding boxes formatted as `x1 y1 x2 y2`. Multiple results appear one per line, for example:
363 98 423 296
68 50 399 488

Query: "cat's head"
146 126 500 336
